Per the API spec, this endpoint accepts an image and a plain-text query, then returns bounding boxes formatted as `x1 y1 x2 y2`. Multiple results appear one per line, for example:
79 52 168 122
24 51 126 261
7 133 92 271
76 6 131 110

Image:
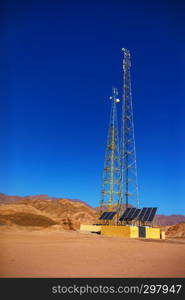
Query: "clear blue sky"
1 0 185 215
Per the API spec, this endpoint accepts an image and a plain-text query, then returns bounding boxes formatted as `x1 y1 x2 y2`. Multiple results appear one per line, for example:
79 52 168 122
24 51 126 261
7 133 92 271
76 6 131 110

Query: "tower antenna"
120 48 139 210
100 87 121 213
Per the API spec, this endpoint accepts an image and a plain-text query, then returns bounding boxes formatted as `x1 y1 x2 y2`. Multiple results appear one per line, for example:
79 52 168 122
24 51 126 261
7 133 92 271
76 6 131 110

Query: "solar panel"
126 208 137 220
137 207 148 221
119 208 132 221
107 211 117 220
147 207 157 222
137 207 158 222
102 212 112 220
142 208 152 222
99 212 107 220
127 208 141 220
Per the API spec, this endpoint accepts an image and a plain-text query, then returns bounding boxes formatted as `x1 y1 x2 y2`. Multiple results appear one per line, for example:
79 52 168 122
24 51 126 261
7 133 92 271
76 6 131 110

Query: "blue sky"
1 0 185 214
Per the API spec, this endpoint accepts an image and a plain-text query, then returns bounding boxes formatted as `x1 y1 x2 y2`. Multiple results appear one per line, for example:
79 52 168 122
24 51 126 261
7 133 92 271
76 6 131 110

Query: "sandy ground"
0 229 185 278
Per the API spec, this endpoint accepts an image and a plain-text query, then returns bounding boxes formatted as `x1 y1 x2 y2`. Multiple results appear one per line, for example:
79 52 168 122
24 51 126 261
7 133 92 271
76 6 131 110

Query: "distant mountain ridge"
0 193 97 230
0 193 184 227
154 214 185 226
0 193 93 208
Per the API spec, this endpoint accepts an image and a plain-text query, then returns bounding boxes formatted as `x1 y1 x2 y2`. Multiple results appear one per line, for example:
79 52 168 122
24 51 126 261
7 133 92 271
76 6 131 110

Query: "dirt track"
0 229 185 277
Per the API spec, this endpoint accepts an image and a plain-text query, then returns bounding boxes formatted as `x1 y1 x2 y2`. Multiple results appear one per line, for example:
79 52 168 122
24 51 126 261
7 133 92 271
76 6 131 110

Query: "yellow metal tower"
100 87 121 214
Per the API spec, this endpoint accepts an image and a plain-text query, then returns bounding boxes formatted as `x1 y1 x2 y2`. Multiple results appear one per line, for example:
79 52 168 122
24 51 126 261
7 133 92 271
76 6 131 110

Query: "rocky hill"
165 222 185 238
0 194 98 230
0 193 184 230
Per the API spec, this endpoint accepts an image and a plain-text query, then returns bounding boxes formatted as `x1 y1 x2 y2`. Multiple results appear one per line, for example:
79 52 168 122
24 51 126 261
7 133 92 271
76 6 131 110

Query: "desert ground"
0 228 185 278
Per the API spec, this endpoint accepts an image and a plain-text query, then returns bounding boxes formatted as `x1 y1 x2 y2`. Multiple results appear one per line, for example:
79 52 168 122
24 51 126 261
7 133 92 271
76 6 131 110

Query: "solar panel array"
119 207 157 222
100 207 157 222
99 211 117 220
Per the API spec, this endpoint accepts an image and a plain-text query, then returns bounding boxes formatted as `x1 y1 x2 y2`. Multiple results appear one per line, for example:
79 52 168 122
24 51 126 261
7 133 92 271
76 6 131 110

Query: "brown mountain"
0 194 98 230
154 214 185 226
0 193 184 229
0 193 91 207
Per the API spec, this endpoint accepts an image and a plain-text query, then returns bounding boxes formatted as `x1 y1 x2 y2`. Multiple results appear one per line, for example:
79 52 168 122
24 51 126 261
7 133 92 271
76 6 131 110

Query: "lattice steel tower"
120 48 139 209
100 87 121 212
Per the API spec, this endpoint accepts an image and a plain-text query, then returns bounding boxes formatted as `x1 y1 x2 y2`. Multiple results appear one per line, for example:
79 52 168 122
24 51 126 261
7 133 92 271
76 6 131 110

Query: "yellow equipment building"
80 224 163 239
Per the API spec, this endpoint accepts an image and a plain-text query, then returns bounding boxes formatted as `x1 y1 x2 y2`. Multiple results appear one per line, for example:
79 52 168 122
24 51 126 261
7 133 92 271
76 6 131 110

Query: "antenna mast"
100 87 121 213
120 48 139 209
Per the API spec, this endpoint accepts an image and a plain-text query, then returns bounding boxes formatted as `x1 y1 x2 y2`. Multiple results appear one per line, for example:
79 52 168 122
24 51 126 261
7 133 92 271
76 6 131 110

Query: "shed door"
139 226 146 238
